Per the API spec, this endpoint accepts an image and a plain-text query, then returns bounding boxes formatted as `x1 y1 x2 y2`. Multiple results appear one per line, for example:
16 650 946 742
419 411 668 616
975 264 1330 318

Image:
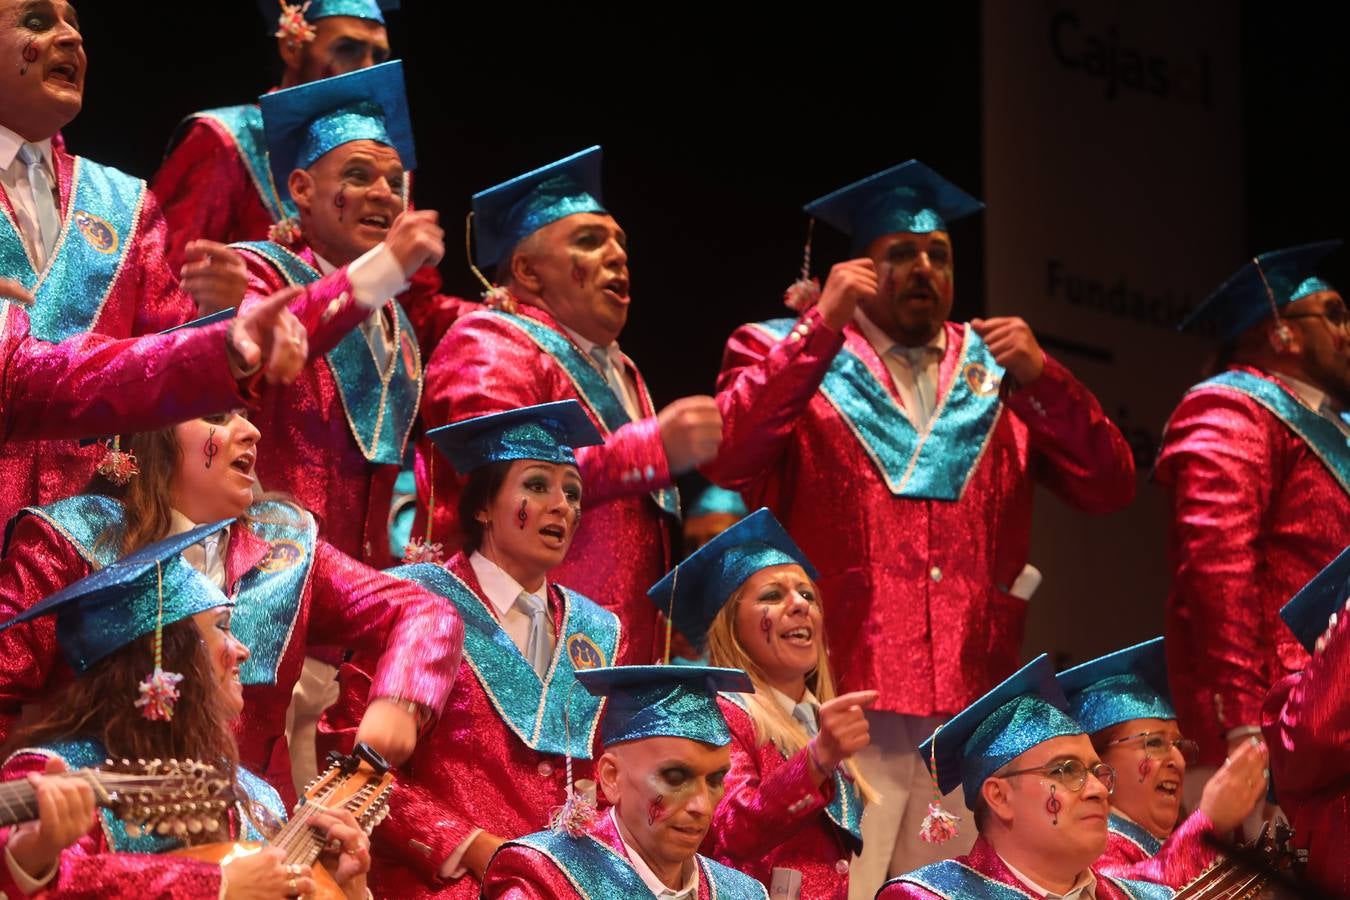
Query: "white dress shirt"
852 309 947 429
0 123 57 271
562 324 642 421
311 246 408 368
1280 372 1350 439
998 854 1098 900
169 509 230 588
613 809 700 898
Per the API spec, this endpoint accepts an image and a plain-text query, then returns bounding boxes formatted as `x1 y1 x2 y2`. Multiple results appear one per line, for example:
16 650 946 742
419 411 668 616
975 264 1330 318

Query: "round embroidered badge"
257 539 306 573
73 211 118 254
566 634 606 670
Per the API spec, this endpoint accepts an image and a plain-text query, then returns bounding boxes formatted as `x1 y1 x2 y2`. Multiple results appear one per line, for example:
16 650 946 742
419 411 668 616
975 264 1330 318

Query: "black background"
68 2 1347 413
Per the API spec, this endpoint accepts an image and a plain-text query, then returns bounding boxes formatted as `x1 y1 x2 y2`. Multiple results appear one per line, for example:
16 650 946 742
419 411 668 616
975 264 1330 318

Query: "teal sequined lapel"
189 105 296 224
17 495 127 568
750 319 1005 500
892 860 1038 900
1108 811 1162 857
231 500 317 686
488 310 680 518
235 240 423 465
0 158 146 341
389 563 619 757
1194 369 1350 496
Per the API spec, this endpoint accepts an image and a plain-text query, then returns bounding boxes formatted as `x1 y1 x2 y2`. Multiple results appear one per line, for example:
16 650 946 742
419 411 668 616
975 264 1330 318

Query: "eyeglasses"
1283 306 1350 331
996 759 1116 795
1105 731 1199 765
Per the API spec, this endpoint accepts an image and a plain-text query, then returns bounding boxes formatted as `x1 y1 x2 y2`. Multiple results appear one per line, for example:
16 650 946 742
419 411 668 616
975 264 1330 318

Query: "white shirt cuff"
439 828 483 880
5 839 59 895
346 244 409 309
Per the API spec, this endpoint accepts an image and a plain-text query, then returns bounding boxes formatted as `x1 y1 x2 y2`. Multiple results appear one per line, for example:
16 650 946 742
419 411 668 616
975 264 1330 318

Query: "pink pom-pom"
919 802 960 844
784 277 821 312
275 3 317 45
481 285 518 313
548 789 598 837
401 537 444 565
135 668 184 722
96 446 140 486
268 217 303 246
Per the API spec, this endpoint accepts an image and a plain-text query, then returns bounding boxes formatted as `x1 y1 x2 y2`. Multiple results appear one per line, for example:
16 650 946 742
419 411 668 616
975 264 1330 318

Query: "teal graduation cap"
1057 637 1175 736
1179 240 1342 340
804 159 984 255
576 664 753 748
919 654 1083 809
259 0 393 26
0 522 234 675
260 59 416 197
647 508 817 652
1280 544 1350 654
425 400 604 476
685 485 748 520
471 146 607 269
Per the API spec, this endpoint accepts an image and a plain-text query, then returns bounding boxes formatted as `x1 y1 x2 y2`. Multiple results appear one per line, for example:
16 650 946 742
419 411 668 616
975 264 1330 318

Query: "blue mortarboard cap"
471 146 607 269
918 655 1083 809
804 159 984 255
576 664 753 748
257 0 392 27
0 522 235 674
1280 545 1350 654
425 400 603 476
685 485 748 520
1057 638 1175 735
1179 240 1342 340
648 508 817 652
261 60 416 195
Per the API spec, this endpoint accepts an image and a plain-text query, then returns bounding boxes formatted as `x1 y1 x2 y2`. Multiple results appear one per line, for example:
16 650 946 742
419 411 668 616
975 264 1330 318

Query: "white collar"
997 853 1097 900
1277 372 1339 415
852 308 947 359
468 551 547 619
312 250 337 276
167 509 230 574
0 124 52 172
609 809 699 898
561 323 624 363
769 685 818 717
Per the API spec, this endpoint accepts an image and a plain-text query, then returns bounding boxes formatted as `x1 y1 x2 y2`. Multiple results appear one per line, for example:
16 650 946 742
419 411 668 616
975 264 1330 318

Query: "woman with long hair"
647 508 878 900
0 409 463 802
0 530 371 899
319 401 632 899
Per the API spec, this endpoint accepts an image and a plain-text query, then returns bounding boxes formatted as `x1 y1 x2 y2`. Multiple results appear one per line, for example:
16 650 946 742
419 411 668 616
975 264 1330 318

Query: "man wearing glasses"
1059 638 1268 886
1156 241 1349 822
879 656 1171 900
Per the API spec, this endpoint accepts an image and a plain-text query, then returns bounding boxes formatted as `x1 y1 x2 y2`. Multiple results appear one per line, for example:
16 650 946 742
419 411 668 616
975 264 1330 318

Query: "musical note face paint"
646 793 665 826
334 186 347 223
203 427 219 469
19 40 38 75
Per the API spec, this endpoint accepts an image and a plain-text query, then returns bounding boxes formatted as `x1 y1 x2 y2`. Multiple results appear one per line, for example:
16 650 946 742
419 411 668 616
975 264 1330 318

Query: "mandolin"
174 743 394 900
1174 822 1307 900
0 757 232 835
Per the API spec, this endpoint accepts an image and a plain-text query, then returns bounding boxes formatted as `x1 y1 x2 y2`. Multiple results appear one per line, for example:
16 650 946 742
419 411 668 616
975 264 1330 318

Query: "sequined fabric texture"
706 312 1135 718
1156 366 1348 764
1070 673 1177 735
1096 810 1217 888
960 695 1082 806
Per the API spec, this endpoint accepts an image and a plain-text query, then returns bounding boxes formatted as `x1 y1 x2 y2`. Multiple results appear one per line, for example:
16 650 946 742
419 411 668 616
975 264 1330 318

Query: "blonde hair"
706 578 879 805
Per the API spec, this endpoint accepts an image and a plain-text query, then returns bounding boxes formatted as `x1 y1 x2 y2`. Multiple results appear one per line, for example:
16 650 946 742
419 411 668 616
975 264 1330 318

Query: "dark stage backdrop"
64 3 1347 663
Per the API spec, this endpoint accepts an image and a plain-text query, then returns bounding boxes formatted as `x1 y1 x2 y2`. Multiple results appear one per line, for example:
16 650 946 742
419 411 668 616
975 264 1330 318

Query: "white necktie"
895 345 938 428
792 701 820 738
17 143 59 268
590 345 639 420
514 591 552 679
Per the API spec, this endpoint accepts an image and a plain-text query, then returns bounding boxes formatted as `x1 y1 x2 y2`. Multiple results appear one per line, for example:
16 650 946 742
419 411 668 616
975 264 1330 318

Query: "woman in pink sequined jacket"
0 411 464 803
646 507 877 899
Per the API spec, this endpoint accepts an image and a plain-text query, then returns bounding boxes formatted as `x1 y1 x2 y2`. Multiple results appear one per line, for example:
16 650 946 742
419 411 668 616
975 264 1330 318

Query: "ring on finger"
287 877 297 895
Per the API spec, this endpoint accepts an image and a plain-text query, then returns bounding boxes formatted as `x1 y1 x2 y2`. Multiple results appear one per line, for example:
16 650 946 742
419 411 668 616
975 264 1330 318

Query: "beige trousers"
848 711 978 900
285 656 341 796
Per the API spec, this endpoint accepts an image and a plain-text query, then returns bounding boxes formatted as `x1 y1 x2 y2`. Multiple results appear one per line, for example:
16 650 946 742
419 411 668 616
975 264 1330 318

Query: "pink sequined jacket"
1156 367 1349 765
318 551 631 899
237 242 475 569
0 134 196 527
1262 600 1350 898
414 304 676 664
0 506 463 804
704 696 860 899
707 311 1135 716
1096 810 1217 887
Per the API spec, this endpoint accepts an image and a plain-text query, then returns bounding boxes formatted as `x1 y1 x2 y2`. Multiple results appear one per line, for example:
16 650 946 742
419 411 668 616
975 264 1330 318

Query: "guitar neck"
0 770 157 827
